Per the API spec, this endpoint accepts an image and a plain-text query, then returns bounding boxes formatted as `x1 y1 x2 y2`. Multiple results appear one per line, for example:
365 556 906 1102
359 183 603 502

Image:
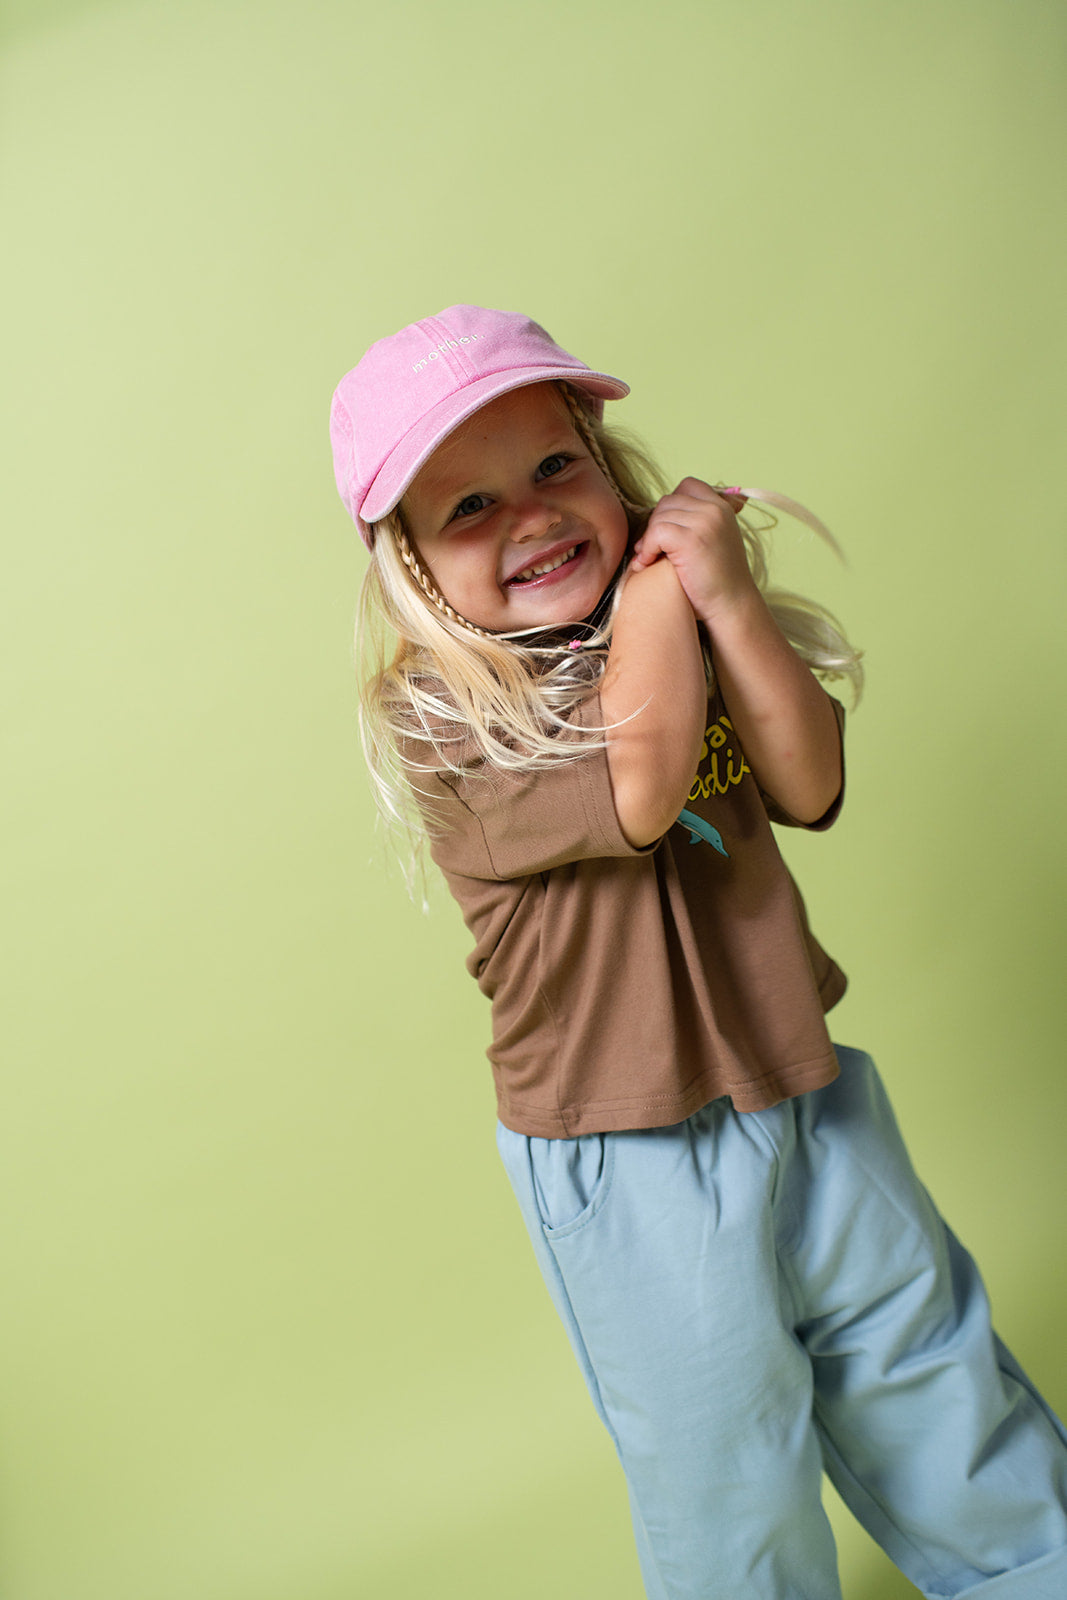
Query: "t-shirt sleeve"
424 692 656 881
758 694 847 833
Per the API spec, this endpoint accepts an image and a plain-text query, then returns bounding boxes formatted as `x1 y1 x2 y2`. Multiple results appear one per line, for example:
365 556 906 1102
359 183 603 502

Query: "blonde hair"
356 383 863 873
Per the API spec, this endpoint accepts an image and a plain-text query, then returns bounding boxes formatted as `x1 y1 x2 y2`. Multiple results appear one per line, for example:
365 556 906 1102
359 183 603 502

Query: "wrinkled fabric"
499 1047 1067 1599
429 691 847 1135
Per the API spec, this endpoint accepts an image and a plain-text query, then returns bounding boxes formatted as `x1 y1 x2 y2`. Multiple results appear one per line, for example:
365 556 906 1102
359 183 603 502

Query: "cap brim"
359 364 629 527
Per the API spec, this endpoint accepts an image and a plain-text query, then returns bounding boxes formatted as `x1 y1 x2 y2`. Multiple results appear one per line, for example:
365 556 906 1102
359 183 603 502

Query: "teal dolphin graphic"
677 808 729 858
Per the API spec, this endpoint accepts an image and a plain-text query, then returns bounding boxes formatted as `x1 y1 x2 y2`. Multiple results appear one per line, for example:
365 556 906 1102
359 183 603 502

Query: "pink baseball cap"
330 305 630 547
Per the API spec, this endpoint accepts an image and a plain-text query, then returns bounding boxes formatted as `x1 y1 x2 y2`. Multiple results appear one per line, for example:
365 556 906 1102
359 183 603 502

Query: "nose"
509 497 562 543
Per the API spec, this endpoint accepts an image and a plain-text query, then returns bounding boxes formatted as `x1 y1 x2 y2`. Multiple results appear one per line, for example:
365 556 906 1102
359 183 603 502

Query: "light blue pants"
497 1046 1067 1599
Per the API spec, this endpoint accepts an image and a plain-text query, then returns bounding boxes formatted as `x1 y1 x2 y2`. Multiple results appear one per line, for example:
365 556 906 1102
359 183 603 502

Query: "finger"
670 478 749 513
632 523 671 565
672 476 718 499
655 487 740 520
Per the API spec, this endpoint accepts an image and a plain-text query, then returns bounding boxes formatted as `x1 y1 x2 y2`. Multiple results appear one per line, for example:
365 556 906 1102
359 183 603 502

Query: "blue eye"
538 453 571 478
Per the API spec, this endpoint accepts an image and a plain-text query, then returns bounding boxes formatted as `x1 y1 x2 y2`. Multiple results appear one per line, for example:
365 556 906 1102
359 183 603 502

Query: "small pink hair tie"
567 639 584 651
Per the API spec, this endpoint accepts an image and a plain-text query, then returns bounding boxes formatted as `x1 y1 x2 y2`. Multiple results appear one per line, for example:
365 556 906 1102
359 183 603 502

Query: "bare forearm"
600 559 707 847
625 477 841 824
705 589 842 824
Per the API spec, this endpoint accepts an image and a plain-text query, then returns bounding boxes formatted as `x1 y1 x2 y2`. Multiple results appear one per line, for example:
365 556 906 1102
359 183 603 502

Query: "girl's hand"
629 479 753 625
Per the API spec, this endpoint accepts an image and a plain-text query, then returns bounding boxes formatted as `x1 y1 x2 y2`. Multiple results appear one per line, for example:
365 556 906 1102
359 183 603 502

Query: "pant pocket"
528 1131 615 1239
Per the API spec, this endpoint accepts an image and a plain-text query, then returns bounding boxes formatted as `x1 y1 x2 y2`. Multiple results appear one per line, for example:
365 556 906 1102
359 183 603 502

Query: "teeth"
515 546 578 582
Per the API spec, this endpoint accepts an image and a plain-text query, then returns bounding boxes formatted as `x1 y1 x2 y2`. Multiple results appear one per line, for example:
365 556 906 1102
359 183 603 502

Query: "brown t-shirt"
423 690 847 1138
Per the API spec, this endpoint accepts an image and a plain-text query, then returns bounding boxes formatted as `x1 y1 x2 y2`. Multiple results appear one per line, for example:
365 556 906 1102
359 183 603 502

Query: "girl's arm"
599 556 708 849
629 479 843 827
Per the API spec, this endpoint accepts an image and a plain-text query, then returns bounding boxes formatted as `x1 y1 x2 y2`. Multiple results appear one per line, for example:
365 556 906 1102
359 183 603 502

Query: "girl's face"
402 383 631 633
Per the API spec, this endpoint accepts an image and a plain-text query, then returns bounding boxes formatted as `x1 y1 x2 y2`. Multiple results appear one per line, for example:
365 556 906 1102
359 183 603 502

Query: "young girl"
330 305 1067 1599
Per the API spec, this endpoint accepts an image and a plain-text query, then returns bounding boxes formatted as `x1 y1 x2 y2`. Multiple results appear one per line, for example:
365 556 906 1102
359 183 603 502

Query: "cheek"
596 492 630 554
423 540 490 596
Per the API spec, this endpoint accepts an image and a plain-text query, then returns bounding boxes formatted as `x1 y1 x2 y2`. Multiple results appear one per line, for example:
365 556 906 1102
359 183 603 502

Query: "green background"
3 2 1065 1596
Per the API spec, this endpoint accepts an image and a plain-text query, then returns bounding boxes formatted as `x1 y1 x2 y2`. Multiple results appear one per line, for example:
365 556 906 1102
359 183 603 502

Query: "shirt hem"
495 1050 842 1139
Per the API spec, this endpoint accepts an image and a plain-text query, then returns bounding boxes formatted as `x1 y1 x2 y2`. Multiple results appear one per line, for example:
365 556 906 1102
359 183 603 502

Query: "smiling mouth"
508 544 585 585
